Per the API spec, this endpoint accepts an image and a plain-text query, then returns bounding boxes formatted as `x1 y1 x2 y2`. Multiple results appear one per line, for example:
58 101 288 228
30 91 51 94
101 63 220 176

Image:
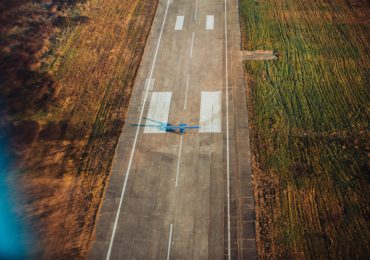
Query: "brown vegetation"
1 0 158 258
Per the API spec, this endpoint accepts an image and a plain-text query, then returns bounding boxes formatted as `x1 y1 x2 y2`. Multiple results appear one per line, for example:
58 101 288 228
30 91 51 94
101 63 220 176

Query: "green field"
240 0 369 258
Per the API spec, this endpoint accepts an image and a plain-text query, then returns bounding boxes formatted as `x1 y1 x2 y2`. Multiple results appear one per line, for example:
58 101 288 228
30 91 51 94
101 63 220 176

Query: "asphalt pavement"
89 0 256 258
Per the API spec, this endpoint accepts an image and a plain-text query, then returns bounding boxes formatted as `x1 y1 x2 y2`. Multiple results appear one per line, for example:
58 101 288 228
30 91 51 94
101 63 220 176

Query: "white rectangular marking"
175 16 185 31
206 15 214 30
145 92 172 133
199 91 221 133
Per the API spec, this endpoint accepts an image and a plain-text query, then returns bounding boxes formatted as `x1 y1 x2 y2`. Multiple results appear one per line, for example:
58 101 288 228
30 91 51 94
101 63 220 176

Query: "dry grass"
2 0 158 258
240 0 369 258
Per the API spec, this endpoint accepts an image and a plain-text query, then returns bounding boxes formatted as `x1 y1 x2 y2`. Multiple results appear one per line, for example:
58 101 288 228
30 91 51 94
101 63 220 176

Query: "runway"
89 0 256 258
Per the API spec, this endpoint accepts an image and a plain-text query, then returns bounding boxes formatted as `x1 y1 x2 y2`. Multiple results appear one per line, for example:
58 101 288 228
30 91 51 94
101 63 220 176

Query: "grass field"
1 0 158 258
240 0 369 258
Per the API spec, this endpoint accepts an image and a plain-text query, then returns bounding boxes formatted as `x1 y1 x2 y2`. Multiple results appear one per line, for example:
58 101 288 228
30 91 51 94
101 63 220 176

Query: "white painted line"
184 74 190 110
206 15 215 30
167 224 173 260
175 135 183 187
224 0 231 259
190 32 195 58
199 91 222 133
105 0 171 258
144 92 172 133
194 0 198 21
175 16 185 31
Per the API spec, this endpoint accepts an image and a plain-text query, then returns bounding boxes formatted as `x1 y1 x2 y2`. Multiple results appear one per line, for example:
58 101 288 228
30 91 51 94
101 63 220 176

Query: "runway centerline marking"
144 92 172 133
175 16 185 31
199 91 222 133
224 0 231 258
190 32 195 58
194 0 198 21
105 0 171 258
184 74 190 110
175 135 183 187
167 224 174 260
206 15 215 30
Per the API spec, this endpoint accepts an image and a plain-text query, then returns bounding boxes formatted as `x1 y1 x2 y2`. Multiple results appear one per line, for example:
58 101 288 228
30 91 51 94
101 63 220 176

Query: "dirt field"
1 0 158 258
240 0 369 258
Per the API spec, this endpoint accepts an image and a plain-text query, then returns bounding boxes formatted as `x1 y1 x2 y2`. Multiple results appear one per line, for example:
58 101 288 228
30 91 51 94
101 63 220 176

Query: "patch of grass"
240 0 369 258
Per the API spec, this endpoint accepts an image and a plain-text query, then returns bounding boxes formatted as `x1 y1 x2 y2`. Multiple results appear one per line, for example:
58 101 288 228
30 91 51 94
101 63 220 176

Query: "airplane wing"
130 124 162 127
183 126 200 129
143 117 166 125
165 125 200 130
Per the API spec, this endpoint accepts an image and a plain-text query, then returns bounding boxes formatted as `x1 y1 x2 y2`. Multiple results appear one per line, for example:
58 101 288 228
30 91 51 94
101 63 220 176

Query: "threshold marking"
105 0 171 258
206 15 215 30
175 16 185 31
144 92 172 133
199 91 222 133
167 224 173 260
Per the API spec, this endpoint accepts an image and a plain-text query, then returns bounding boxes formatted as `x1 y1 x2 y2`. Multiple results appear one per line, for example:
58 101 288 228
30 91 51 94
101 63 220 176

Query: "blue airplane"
131 117 200 134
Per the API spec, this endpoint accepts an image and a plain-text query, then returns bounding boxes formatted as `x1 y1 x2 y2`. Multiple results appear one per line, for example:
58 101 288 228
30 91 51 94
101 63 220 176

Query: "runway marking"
190 32 195 58
224 0 231 258
175 16 185 31
175 135 183 187
194 0 198 21
184 74 190 110
105 0 171 258
144 92 172 133
206 15 215 30
167 224 173 260
199 91 222 133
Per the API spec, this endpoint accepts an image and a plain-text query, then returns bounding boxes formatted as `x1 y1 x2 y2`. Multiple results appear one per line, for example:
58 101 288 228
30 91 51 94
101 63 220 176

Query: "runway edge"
227 0 257 259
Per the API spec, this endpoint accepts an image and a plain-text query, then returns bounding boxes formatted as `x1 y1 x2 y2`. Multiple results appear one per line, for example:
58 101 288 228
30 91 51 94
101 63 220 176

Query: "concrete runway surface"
89 0 256 258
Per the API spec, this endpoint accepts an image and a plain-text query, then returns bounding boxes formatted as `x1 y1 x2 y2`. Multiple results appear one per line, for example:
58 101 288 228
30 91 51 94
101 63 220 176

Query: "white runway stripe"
175 16 185 30
206 15 214 30
145 92 172 133
199 91 221 133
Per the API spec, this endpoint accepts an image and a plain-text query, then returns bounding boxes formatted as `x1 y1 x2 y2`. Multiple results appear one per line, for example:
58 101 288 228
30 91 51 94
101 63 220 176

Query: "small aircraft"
131 117 200 134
